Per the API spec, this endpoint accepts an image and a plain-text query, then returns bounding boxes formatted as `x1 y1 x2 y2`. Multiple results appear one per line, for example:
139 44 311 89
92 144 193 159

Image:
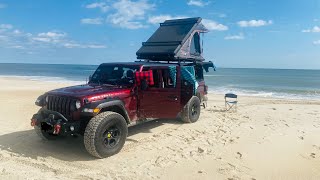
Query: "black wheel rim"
191 102 199 118
103 125 121 148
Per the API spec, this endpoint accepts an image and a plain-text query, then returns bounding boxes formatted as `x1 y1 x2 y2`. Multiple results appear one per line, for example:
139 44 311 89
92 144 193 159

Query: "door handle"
167 95 178 101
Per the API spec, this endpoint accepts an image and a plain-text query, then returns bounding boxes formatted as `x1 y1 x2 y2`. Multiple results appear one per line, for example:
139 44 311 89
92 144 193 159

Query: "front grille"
47 95 76 118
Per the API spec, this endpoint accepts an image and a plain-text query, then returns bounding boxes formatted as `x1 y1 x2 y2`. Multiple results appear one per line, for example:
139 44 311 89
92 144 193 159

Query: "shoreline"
1 76 319 102
0 76 319 179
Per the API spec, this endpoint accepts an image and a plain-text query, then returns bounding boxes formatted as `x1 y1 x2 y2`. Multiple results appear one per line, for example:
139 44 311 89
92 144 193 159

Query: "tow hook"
31 118 37 127
53 124 61 135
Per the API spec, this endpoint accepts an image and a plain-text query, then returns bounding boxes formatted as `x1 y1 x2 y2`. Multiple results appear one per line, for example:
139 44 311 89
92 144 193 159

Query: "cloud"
225 33 244 40
302 26 320 33
85 2 109 12
9 45 24 49
0 3 6 8
219 14 227 18
107 0 154 29
238 20 273 27
32 31 66 43
313 40 320 45
81 18 103 25
31 31 106 48
63 43 106 49
0 24 13 30
202 19 228 31
148 15 188 24
187 0 210 7
0 26 106 50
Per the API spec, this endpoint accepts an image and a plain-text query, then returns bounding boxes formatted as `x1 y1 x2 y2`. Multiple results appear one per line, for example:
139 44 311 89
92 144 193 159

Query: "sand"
0 77 319 180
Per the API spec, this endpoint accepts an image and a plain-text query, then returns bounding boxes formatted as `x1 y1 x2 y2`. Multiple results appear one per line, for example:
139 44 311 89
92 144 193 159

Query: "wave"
208 86 320 100
0 75 84 85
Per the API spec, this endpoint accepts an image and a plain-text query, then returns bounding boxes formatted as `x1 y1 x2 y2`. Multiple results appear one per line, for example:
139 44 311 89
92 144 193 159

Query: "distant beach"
1 63 319 100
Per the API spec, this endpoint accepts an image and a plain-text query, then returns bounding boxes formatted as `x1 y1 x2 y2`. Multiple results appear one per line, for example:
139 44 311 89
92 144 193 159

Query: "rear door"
138 66 181 119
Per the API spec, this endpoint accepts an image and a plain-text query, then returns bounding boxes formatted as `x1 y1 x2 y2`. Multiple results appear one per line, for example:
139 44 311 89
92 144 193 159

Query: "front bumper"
31 108 81 136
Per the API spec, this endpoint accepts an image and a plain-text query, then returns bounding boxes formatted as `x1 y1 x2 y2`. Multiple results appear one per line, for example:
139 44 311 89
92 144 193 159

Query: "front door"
138 67 181 119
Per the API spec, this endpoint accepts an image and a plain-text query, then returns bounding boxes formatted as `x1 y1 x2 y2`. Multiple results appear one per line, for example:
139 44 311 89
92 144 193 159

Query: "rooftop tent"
136 17 208 61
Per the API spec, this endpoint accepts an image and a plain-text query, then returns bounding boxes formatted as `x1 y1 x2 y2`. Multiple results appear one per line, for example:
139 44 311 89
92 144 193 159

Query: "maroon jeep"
31 17 215 158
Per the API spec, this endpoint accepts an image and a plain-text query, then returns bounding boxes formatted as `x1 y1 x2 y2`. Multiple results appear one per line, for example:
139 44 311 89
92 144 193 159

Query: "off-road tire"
181 96 201 123
84 111 128 158
34 126 58 140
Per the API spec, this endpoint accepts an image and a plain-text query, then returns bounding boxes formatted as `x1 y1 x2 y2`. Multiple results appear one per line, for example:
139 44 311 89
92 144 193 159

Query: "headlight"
75 100 81 109
35 94 46 107
45 96 48 103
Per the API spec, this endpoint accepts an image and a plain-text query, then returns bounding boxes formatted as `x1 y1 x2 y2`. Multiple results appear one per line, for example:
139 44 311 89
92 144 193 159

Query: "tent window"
190 33 201 55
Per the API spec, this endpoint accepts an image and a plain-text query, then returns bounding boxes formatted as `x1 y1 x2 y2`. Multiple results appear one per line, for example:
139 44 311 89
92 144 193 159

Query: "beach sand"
0 77 319 180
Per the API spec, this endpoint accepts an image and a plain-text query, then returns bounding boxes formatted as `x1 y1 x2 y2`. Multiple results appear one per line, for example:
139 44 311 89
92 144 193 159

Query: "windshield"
89 64 139 86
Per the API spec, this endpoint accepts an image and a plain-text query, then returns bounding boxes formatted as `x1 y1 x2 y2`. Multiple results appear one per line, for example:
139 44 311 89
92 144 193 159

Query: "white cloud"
81 18 103 25
63 43 106 49
9 45 24 49
0 24 13 30
107 0 154 29
219 14 227 18
148 15 188 24
0 24 107 50
0 3 6 8
238 20 273 27
202 19 228 31
33 31 66 43
13 29 22 34
225 33 244 40
302 26 320 33
187 0 209 7
86 44 106 48
85 2 109 12
313 40 320 45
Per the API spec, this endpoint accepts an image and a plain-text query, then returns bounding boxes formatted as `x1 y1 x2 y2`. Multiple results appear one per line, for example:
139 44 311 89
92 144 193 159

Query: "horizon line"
0 62 319 71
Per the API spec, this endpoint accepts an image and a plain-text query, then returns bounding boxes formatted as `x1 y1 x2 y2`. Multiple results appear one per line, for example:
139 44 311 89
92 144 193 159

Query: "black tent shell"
136 17 208 62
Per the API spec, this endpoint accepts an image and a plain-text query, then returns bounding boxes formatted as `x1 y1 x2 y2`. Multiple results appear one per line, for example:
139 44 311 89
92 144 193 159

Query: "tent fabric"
135 70 154 86
181 66 198 95
136 17 208 61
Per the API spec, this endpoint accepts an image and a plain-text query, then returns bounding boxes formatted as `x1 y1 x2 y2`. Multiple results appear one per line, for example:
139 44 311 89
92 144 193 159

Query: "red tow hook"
31 119 37 127
53 124 61 135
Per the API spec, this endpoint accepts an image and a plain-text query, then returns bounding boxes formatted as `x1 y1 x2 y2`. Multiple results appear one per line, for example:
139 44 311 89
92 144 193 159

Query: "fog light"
70 126 75 131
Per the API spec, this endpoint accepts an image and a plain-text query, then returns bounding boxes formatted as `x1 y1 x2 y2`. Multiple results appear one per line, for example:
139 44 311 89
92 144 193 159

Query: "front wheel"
181 96 201 123
84 111 128 158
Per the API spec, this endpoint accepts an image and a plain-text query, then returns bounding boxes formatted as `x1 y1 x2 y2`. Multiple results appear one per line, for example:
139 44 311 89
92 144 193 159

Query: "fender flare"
96 100 131 123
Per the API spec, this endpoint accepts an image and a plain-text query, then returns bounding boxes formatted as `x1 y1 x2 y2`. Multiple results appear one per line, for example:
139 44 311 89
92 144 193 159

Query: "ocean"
0 63 319 100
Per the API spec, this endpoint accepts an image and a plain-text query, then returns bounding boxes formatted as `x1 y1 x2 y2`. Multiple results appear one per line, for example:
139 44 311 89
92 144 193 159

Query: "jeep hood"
47 84 130 98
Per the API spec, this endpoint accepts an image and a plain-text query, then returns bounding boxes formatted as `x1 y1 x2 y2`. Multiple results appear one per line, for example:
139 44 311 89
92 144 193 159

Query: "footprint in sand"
310 153 316 158
272 108 277 110
299 136 304 140
236 152 242 159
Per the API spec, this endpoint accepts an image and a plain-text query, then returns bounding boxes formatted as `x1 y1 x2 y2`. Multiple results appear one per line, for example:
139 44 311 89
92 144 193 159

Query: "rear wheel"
181 96 201 123
34 126 58 140
84 111 128 158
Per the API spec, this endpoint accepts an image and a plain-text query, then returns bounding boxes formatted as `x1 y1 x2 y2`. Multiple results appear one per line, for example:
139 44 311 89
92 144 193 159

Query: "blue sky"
0 0 319 69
